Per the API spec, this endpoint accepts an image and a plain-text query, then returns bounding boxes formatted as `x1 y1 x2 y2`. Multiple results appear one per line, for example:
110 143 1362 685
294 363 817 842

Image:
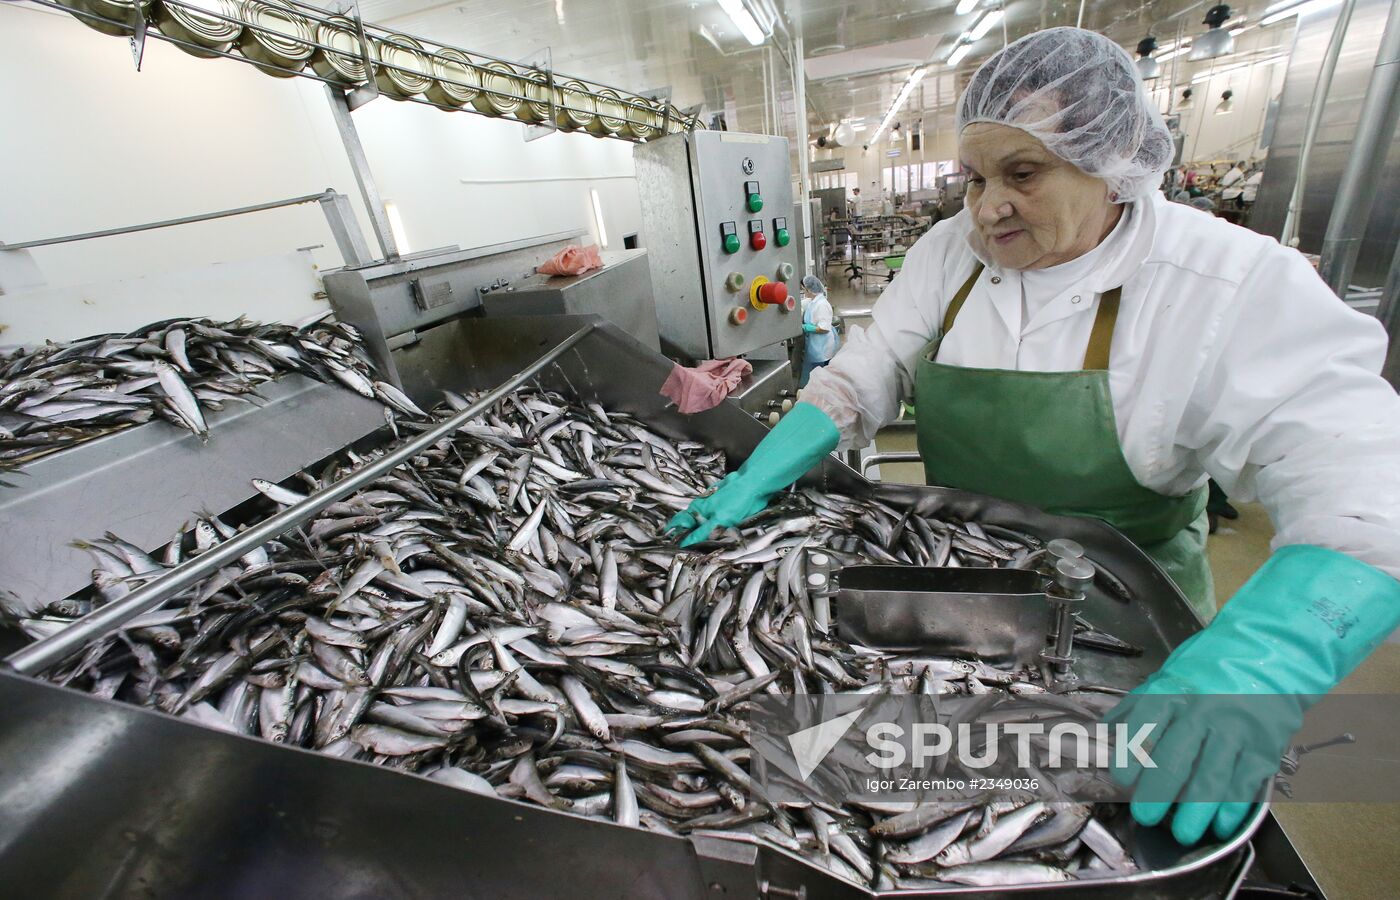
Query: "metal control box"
634 131 803 361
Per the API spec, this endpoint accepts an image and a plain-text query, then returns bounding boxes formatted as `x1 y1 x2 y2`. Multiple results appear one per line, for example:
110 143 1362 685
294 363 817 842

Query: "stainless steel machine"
635 130 805 417
318 231 660 400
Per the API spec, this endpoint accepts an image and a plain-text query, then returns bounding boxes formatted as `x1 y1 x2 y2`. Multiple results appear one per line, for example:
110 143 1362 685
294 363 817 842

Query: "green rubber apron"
915 265 1215 621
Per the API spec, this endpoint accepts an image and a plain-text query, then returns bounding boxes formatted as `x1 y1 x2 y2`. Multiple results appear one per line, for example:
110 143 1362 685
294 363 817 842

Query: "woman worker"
670 28 1400 846
799 275 839 387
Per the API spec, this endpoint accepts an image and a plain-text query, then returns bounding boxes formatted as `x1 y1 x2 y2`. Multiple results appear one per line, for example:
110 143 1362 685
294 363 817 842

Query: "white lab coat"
1221 166 1246 201
802 293 838 362
1241 171 1264 203
802 191 1400 578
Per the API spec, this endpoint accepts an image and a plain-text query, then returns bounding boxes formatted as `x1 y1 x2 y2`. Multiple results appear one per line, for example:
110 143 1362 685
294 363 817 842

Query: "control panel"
634 130 803 360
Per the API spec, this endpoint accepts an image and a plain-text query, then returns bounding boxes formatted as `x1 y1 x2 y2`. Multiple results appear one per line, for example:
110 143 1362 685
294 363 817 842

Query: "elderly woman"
671 28 1400 845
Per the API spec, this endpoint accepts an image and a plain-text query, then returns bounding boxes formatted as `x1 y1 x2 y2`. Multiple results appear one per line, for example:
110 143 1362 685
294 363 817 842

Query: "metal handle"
3 323 598 677
1221 842 1257 900
1 191 338 251
0 189 373 270
859 451 921 476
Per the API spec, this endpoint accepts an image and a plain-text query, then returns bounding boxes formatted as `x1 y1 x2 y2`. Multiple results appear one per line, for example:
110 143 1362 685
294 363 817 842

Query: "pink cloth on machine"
659 358 754 414
537 244 605 276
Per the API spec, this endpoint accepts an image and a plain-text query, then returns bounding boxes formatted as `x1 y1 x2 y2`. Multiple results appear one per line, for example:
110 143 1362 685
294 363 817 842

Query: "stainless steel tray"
0 315 1267 898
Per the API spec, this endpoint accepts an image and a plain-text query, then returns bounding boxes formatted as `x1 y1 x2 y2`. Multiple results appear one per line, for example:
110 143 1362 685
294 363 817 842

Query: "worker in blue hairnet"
670 27 1400 848
799 275 839 388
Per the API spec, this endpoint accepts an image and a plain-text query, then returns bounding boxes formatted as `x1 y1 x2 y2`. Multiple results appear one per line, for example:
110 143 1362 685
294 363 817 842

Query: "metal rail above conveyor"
0 310 1326 898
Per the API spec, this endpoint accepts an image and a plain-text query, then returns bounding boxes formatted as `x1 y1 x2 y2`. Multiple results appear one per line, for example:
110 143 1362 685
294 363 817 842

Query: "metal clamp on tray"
827 535 1107 686
831 563 1051 668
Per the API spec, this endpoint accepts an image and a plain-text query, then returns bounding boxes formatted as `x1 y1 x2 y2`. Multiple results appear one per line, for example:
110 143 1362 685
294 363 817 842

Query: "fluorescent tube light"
968 10 1003 41
384 201 411 255
717 0 765 46
590 189 608 247
1262 0 1340 25
871 67 927 143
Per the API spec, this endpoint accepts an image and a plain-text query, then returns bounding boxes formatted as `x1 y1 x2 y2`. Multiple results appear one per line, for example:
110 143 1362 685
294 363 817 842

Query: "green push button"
775 228 790 247
723 233 741 254
747 193 763 213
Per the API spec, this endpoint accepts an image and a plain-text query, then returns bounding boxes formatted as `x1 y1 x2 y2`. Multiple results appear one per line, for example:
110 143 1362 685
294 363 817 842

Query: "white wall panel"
0 4 643 338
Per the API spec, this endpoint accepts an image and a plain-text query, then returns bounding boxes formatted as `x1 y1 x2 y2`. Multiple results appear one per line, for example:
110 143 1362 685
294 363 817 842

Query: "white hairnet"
956 27 1174 201
801 275 826 294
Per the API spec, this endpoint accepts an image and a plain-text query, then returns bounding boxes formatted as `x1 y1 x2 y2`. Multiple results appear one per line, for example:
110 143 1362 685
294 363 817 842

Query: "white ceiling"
340 0 1300 141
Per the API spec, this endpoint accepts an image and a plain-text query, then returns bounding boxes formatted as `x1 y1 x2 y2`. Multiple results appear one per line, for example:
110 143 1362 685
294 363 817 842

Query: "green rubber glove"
667 402 839 547
1107 545 1400 845
802 323 819 334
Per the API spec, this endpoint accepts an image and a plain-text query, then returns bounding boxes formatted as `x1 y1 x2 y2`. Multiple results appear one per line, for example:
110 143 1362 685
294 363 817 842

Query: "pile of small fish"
0 312 425 476
14 387 1145 890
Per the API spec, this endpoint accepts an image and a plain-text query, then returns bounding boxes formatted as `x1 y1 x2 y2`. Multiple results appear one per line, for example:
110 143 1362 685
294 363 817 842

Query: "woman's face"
959 123 1121 270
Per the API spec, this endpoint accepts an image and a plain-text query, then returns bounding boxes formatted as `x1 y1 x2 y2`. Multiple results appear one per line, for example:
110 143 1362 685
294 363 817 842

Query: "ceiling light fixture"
947 41 973 66
697 24 725 54
716 0 765 46
870 67 927 143
1189 4 1236 60
955 0 980 14
590 189 609 248
968 9 1003 41
1260 0 1341 25
384 201 411 255
1190 53 1287 82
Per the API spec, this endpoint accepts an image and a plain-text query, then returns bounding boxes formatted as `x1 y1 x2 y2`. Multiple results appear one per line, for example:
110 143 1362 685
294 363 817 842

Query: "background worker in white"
798 275 838 387
670 27 1400 847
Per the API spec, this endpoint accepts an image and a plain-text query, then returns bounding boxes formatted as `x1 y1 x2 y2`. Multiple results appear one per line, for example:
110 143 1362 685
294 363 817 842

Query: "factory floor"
824 278 1400 899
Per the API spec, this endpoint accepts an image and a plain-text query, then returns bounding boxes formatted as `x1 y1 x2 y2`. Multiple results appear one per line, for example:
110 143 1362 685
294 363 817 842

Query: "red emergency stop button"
750 275 788 310
729 307 748 325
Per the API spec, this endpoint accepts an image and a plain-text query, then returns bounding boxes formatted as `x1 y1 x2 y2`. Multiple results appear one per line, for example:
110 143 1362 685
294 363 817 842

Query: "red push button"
756 280 787 306
750 229 767 251
729 307 748 325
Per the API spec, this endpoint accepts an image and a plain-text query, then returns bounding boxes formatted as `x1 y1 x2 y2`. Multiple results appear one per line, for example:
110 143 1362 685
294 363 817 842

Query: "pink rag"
660 358 753 414
537 244 605 276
